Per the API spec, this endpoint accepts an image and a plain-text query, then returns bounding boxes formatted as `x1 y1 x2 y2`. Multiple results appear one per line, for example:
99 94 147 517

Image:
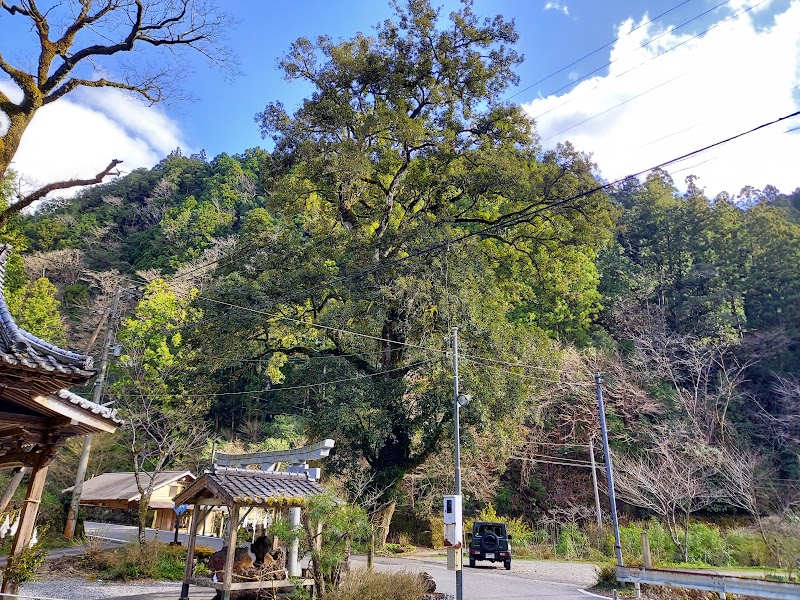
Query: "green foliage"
3 525 49 584
6 277 67 345
63 282 90 306
97 542 187 582
686 523 729 566
556 523 590 560
329 569 427 600
725 531 770 567
464 503 535 546
617 520 676 565
594 563 618 589
288 493 371 595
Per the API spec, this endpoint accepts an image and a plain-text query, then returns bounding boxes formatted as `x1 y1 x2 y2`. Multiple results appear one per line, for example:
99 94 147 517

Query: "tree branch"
0 159 122 227
45 76 161 104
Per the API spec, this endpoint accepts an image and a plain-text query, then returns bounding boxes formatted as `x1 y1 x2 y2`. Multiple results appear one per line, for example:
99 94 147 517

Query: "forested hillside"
1 0 798 565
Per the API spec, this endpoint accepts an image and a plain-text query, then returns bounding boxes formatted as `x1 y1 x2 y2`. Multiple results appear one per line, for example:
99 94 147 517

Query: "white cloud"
544 2 569 17
1 83 189 198
523 1 800 196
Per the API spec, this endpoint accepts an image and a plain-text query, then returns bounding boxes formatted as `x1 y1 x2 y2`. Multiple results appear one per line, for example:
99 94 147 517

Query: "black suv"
467 521 512 569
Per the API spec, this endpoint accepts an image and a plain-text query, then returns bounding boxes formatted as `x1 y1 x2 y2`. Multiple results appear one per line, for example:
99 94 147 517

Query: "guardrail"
617 566 800 600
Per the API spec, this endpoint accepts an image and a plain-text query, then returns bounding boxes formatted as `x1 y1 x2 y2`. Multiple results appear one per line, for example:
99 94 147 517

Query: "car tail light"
499 552 509 557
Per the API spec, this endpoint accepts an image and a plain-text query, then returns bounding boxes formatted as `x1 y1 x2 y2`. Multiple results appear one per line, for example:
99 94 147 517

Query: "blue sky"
1 0 799 197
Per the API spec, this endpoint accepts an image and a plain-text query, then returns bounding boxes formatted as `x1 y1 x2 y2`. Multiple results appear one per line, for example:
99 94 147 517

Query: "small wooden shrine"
174 468 325 600
0 244 121 594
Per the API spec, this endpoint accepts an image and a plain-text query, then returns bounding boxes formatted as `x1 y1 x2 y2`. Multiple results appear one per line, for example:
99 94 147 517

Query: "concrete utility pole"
451 327 464 600
589 439 603 529
595 373 623 566
64 286 122 538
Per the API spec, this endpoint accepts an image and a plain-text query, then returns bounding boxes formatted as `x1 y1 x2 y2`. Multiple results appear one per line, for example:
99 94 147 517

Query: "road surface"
352 555 601 600
84 520 225 550
81 522 602 599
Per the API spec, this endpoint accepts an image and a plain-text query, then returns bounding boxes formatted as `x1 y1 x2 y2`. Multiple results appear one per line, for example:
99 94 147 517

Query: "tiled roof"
54 389 123 425
64 471 194 504
174 468 325 507
0 244 95 379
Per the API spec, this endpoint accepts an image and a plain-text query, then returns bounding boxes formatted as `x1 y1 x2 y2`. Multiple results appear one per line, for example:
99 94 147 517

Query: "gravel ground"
18 578 212 600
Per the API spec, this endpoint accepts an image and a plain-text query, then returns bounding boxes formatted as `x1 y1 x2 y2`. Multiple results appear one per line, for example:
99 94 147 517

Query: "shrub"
3 526 49 585
100 541 188 581
63 282 90 306
725 531 769 567
330 569 427 600
154 550 185 580
616 520 676 565
193 545 216 560
464 503 536 546
556 523 590 559
427 516 444 549
687 523 729 566
595 563 618 589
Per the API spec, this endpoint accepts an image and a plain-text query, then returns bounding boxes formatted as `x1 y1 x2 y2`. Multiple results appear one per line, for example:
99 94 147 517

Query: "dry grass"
330 568 428 600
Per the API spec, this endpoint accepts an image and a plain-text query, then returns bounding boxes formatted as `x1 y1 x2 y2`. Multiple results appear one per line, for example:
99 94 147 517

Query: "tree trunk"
664 515 684 562
138 491 153 550
372 501 396 549
302 513 326 600
682 511 690 563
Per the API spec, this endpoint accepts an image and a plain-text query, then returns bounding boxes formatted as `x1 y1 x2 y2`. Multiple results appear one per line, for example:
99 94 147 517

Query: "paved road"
352 555 601 600
84 521 225 550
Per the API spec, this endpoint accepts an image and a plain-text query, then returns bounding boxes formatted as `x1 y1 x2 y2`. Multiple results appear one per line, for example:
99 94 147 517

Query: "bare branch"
44 76 161 104
0 159 122 227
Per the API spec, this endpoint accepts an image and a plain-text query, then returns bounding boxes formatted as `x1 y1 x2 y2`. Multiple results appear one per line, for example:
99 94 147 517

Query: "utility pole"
64 286 122 538
595 373 623 566
451 327 464 600
589 439 603 529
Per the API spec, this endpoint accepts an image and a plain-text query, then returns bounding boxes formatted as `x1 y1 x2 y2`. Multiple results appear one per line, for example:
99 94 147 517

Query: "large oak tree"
198 0 613 496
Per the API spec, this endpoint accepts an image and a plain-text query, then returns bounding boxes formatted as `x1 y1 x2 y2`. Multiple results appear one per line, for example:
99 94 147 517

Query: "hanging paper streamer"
10 512 20 536
0 513 10 539
29 527 38 547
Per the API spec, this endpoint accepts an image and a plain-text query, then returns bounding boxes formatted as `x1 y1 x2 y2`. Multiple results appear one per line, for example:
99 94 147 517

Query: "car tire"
482 531 499 551
469 558 476 568
504 560 511 570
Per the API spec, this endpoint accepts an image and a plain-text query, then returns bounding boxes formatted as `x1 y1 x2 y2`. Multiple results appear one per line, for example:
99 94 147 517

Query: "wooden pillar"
180 505 203 600
222 504 240 600
0 467 26 513
1 458 49 595
641 532 652 569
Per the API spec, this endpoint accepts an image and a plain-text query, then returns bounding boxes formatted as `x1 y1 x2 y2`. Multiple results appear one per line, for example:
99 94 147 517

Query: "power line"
510 455 605 469
458 356 591 386
531 0 765 123
161 108 800 358
527 0 732 106
506 0 697 101
542 73 686 142
114 358 436 399
260 108 800 304
199 296 449 356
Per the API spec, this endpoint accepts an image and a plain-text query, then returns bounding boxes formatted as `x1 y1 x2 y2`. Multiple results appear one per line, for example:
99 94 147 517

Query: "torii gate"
213 438 335 576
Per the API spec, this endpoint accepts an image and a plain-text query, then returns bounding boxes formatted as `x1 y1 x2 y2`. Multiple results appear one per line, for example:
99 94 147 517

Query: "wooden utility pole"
64 286 122 538
0 467 26 513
